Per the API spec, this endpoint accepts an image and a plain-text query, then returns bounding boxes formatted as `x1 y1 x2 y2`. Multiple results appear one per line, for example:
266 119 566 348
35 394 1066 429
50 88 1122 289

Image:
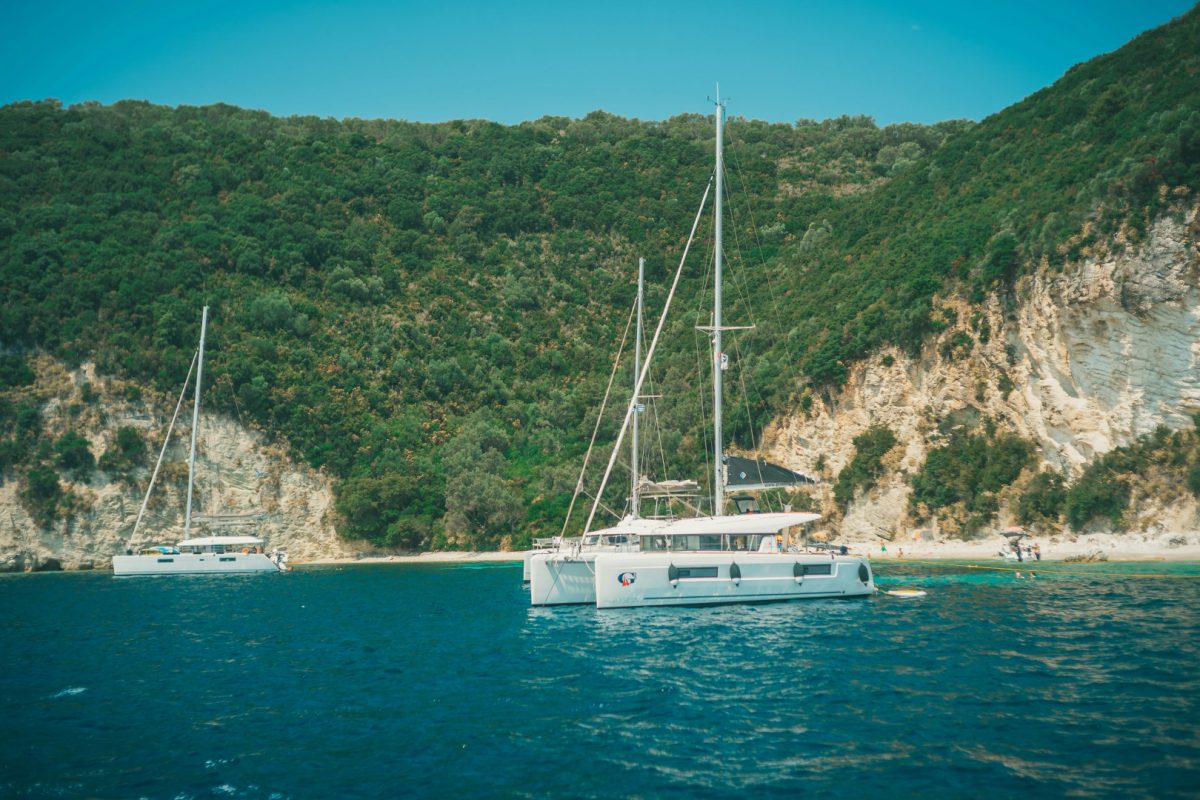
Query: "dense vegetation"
833 426 897 509
1 8 1197 545
1062 423 1200 530
0 101 963 546
908 418 1035 535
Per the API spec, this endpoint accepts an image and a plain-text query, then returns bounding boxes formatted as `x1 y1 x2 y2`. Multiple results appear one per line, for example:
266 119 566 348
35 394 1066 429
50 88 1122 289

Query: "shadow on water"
1 561 1198 798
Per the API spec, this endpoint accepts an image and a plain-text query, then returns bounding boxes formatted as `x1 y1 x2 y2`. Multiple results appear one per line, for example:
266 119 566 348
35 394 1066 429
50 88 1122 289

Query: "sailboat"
529 93 875 607
111 306 288 575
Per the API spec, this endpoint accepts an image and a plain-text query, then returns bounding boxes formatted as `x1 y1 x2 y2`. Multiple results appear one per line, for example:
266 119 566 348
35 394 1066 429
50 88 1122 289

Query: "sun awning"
724 456 816 491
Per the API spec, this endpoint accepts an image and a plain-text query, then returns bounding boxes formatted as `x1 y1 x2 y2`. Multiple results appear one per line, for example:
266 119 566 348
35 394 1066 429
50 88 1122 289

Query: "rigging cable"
559 293 638 538
127 349 200 548
583 176 714 535
725 131 813 412
716 155 782 508
691 214 717 512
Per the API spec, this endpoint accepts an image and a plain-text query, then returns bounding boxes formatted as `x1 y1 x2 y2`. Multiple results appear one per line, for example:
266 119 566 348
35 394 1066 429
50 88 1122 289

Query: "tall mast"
712 90 725 515
631 257 644 519
184 305 208 534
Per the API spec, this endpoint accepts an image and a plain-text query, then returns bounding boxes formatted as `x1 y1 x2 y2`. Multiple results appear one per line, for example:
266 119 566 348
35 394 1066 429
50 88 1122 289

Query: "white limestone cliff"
764 204 1200 539
0 359 365 571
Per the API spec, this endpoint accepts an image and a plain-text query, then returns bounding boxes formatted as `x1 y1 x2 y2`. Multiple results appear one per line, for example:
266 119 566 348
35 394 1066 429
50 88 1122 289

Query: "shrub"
21 465 63 527
1189 463 1200 498
1017 470 1067 526
940 331 974 361
1065 468 1129 529
99 426 146 478
54 431 94 479
335 473 430 549
833 425 897 508
0 354 35 389
910 428 1033 529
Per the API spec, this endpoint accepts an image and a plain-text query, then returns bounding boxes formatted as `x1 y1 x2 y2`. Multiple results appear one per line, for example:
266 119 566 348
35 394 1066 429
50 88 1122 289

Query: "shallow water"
1 561 1198 798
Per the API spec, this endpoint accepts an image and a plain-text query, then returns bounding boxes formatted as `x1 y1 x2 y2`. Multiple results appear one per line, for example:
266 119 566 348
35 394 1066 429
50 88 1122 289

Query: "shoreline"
293 532 1200 565
295 551 525 565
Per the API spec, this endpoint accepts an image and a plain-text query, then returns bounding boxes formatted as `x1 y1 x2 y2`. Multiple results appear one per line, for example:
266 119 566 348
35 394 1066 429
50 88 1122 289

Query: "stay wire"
726 128 809 404
560 292 638 537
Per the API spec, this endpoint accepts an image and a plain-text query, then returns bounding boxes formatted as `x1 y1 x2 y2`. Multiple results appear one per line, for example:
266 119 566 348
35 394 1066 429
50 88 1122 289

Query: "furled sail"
723 456 816 492
636 478 701 496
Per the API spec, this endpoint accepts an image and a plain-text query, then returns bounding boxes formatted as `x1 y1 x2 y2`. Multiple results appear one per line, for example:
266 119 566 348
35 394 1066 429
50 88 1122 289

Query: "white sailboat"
112 306 288 576
530 93 875 607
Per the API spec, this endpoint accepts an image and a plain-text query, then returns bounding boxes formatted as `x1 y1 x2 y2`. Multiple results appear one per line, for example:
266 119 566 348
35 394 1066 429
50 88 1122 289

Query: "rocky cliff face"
0 360 365 571
764 204 1200 538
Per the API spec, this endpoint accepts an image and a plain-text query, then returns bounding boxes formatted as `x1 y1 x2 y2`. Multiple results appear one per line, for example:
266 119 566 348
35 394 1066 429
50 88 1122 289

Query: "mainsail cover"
637 478 701 496
724 456 816 491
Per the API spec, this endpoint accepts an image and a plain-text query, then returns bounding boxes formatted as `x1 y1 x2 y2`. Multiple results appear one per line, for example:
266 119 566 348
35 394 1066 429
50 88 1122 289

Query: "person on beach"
1034 543 1041 561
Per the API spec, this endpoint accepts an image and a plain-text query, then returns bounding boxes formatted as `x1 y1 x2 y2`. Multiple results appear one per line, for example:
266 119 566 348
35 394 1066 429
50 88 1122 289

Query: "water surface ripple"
1 561 1198 798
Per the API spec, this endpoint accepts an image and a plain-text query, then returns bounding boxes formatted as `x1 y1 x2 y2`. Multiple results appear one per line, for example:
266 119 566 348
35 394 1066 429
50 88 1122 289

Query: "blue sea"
2 561 1199 799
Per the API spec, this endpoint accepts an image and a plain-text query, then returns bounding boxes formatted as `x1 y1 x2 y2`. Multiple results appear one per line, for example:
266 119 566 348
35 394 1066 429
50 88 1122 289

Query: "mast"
631 257 644 519
712 90 725 515
184 305 208 535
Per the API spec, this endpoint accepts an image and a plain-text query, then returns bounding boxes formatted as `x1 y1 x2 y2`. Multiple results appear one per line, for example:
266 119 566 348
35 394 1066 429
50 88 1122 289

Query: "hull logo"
617 571 637 587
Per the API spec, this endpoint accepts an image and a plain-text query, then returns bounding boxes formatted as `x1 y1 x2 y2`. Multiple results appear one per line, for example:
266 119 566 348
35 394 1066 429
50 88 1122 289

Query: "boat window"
732 495 760 514
801 563 832 576
670 535 702 551
642 537 668 551
731 536 748 551
675 566 718 579
156 558 174 563
604 535 627 545
583 535 599 546
213 545 225 554
219 556 236 562
698 535 723 550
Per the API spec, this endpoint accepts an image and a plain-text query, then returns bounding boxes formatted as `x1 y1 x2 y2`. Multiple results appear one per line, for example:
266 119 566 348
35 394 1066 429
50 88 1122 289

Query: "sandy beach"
850 531 1200 563
293 531 1200 565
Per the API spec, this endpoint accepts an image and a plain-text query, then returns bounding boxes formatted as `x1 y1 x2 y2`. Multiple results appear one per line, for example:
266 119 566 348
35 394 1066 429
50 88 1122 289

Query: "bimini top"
176 536 265 547
660 512 821 536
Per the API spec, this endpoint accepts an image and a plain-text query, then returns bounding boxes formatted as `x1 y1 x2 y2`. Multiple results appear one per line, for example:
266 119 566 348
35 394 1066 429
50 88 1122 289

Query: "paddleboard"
881 588 927 598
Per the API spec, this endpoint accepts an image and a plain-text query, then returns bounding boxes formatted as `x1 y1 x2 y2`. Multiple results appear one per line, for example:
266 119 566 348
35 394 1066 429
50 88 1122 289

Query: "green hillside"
747 5 1199 405
1 7 1197 547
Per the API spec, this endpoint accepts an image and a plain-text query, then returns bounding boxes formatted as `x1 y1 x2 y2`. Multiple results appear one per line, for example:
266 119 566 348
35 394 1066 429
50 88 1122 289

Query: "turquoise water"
2 561 1198 798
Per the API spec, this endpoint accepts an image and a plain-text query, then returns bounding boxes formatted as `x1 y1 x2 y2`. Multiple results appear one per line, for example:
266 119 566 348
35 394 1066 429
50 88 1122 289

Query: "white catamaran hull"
592 553 875 609
529 553 600 605
112 552 285 575
523 548 557 584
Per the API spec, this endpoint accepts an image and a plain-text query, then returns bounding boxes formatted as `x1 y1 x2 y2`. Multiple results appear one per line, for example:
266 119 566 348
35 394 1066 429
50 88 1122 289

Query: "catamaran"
530 92 875 608
111 307 288 576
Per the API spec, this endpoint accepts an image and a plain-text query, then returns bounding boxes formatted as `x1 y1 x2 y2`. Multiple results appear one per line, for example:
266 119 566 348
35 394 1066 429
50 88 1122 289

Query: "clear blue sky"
1 0 1193 125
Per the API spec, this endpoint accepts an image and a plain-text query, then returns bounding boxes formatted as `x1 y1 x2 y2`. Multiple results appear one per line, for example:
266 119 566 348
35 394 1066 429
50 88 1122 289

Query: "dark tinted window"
676 566 719 578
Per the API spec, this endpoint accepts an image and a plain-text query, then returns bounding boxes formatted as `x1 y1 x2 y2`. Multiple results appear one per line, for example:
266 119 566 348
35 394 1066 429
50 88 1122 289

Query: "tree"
335 473 432 550
833 426 897 508
54 431 94 479
21 465 63 527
